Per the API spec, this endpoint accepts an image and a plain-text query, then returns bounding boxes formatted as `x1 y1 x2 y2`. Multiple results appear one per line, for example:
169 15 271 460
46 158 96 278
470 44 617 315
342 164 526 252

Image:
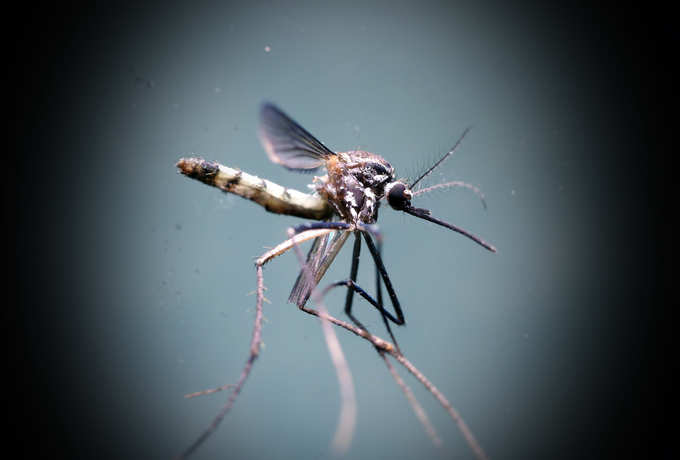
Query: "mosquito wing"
288 229 350 306
259 103 336 172
288 234 327 306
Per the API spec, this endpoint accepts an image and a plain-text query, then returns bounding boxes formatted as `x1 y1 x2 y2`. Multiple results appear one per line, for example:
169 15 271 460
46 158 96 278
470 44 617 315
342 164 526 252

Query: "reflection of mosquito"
176 103 496 459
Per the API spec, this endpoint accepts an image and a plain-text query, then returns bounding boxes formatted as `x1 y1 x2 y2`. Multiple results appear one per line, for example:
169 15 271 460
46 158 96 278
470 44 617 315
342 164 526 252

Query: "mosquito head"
385 180 496 253
385 181 413 211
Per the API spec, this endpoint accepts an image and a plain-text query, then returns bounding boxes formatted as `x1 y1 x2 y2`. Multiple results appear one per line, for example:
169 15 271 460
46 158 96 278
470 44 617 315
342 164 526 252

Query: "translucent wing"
259 103 336 171
288 229 350 306
288 235 327 306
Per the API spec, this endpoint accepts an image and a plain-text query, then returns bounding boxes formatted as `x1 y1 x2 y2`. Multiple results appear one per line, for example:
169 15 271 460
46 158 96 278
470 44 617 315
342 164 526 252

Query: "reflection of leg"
286 227 357 454
295 275 489 459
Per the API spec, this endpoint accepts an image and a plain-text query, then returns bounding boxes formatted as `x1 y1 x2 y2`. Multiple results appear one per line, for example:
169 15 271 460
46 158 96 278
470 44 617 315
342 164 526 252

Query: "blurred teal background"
15 2 667 459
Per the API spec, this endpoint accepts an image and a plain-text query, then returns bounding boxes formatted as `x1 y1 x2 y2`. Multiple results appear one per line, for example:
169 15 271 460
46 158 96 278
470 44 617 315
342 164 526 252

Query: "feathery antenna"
410 127 471 189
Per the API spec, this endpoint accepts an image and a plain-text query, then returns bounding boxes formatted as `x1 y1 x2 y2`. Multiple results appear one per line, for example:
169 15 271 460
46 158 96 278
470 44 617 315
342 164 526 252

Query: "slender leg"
181 228 338 458
323 277 400 351
324 280 403 325
292 221 350 235
317 227 403 351
288 225 372 333
343 232 369 332
292 221 382 241
323 232 403 351
375 239 383 321
288 222 403 349
178 262 267 460
373 238 396 349
361 232 404 324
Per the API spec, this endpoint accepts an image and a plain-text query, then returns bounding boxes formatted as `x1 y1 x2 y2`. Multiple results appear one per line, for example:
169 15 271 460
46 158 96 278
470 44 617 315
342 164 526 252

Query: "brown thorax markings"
313 150 398 225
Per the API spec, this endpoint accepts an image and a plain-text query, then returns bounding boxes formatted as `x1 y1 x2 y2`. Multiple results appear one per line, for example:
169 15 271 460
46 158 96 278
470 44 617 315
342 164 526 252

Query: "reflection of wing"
259 103 336 171
288 229 350 307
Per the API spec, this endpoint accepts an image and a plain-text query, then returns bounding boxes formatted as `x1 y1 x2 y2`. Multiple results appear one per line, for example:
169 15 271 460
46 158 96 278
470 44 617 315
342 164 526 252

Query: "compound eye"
387 182 411 210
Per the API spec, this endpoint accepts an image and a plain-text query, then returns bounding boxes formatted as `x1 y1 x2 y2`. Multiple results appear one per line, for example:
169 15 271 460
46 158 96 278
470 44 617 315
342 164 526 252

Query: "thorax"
315 150 395 224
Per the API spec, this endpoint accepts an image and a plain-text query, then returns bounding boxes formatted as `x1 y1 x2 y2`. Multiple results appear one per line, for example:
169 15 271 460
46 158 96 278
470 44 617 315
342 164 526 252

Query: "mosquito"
176 103 496 459
257 103 496 349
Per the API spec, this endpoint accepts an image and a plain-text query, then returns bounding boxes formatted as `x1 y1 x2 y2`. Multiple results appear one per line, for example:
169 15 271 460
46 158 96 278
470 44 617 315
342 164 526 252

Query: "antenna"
410 127 471 189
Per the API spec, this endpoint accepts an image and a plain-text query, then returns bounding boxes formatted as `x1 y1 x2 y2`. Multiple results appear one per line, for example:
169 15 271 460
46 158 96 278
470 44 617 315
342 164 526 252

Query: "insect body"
318 150 393 224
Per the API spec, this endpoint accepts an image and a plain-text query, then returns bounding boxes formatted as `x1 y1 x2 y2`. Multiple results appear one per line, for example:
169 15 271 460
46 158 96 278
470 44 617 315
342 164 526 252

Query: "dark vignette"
11 2 673 459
